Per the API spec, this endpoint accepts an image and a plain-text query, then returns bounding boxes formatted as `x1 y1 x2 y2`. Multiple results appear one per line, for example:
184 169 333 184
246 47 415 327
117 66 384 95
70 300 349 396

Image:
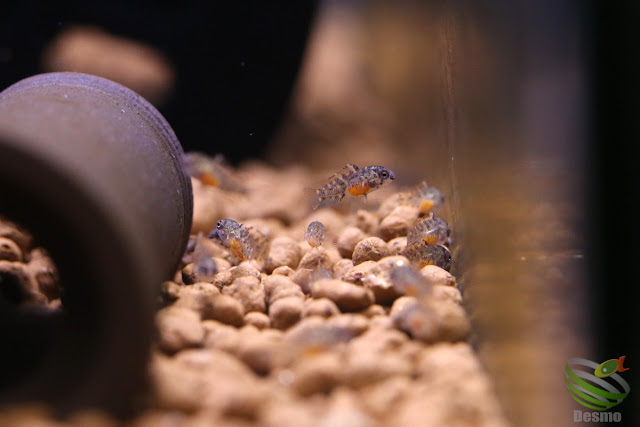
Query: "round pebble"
244 311 271 329
264 236 302 273
378 206 419 241
311 279 374 312
156 306 205 354
337 226 368 258
221 275 266 313
0 237 22 262
352 237 391 265
269 296 304 330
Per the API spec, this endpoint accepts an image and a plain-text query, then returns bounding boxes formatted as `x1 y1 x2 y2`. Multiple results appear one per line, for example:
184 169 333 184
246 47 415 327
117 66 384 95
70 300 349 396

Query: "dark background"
592 1 638 425
0 0 318 163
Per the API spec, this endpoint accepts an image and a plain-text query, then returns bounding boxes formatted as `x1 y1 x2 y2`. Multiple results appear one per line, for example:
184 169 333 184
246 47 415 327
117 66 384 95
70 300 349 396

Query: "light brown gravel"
352 236 391 265
311 279 375 312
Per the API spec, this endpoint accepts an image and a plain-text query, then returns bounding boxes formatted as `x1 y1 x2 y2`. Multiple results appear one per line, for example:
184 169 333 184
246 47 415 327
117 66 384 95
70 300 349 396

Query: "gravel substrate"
0 161 509 426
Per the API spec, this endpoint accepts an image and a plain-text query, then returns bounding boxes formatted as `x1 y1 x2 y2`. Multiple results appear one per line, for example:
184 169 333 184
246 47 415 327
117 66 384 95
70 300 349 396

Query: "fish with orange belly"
183 152 247 193
208 219 269 261
310 164 395 210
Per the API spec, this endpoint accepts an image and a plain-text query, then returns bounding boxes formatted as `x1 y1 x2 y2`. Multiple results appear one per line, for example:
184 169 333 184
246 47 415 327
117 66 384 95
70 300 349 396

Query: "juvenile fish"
311 164 395 209
401 242 452 271
209 219 269 261
407 213 451 246
183 152 247 193
379 181 444 216
305 221 326 248
182 233 218 282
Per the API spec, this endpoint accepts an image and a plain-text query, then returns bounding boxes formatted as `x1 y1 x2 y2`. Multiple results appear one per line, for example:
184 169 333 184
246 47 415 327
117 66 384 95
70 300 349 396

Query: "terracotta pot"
0 72 192 414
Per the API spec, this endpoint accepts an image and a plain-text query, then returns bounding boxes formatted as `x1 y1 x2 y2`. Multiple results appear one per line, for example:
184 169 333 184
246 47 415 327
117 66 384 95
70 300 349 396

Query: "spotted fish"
305 220 326 248
401 242 452 271
208 219 269 261
379 181 444 217
311 164 395 209
183 152 247 193
407 213 451 246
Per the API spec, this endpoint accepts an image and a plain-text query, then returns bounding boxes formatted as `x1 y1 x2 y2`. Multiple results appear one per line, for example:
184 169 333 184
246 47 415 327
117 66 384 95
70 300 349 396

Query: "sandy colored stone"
359 304 386 317
298 208 345 240
319 388 375 427
348 326 409 355
263 274 304 304
173 282 220 314
387 236 408 255
0 218 33 255
201 294 244 327
202 320 241 353
236 331 288 375
182 257 230 285
181 263 198 285
151 348 268 417
369 314 394 330
190 178 226 234
291 352 345 396
213 262 261 288
271 265 295 276
398 344 509 426
346 351 412 387
263 236 302 273
340 260 376 284
378 205 420 241
258 391 320 427
337 226 367 258
290 267 332 294
285 315 359 349
303 297 340 318
352 237 391 265
298 246 341 271
429 299 471 343
241 217 288 241
25 247 59 300
221 275 266 313
311 279 374 312
0 236 22 262
390 296 469 343
159 281 181 305
332 258 353 278
361 256 412 305
420 264 456 287
360 376 413 421
269 296 304 330
326 313 369 336
433 285 463 304
244 311 271 329
388 264 433 299
156 306 205 354
355 209 379 234
389 296 437 342
342 256 419 306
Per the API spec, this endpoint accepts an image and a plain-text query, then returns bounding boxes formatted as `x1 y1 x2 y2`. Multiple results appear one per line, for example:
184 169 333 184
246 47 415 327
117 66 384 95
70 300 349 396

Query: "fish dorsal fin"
328 164 359 182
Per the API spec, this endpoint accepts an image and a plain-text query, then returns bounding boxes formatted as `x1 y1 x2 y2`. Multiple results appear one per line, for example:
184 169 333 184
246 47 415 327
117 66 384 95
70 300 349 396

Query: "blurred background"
1 0 637 426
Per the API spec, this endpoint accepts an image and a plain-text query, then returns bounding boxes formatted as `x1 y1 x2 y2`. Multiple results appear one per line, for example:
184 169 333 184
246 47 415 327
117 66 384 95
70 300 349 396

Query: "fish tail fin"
303 187 322 210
